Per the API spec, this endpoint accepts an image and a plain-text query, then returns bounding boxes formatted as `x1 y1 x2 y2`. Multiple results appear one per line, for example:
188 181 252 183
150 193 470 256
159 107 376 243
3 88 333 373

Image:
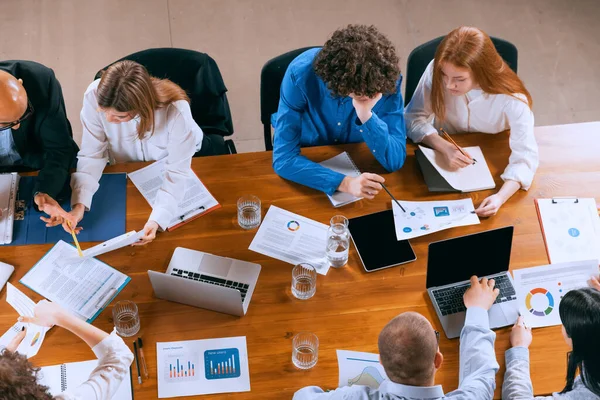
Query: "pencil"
381 183 406 213
439 128 477 163
67 221 83 257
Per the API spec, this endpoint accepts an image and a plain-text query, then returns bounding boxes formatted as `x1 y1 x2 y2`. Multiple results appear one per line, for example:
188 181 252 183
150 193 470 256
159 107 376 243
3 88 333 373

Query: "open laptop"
148 247 261 317
426 226 519 339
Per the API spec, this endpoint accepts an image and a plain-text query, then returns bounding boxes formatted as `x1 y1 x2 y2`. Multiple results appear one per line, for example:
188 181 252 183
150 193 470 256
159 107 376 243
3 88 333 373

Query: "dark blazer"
0 60 78 199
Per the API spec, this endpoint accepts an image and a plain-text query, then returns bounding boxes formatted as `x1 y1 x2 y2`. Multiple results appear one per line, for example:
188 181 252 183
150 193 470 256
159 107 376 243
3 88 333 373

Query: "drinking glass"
237 195 261 229
112 300 140 337
292 332 319 369
326 215 350 268
291 263 317 300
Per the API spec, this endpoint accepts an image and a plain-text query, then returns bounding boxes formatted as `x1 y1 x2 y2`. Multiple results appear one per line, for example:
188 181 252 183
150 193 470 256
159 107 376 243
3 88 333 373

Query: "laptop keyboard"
433 275 517 316
170 268 250 302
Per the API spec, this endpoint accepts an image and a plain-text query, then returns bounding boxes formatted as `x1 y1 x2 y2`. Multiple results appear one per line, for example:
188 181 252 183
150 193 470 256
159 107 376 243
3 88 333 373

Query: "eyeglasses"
434 330 440 345
0 100 34 131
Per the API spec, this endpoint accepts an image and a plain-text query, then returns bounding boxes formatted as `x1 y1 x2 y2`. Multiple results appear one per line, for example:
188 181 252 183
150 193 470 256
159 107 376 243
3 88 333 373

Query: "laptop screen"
426 226 514 288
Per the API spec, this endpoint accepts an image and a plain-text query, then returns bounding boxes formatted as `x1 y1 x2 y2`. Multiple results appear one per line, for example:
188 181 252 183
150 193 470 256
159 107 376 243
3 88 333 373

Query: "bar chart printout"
165 353 199 382
205 348 241 379
157 336 250 398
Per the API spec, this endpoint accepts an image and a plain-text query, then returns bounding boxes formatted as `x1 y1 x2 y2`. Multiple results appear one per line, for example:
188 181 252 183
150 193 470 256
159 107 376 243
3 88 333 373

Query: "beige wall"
2 0 599 153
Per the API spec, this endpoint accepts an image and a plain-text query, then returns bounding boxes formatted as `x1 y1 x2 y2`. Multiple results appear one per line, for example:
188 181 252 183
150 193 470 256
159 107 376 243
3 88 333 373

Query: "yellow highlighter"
67 221 83 257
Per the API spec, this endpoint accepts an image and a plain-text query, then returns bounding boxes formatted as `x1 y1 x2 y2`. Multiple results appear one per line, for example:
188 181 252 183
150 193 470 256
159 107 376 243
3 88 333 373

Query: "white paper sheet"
157 336 250 398
39 359 133 399
536 198 600 264
128 160 219 229
319 152 363 207
419 145 495 192
20 241 130 321
336 350 388 389
249 206 330 275
64 231 144 262
0 173 18 244
0 283 50 358
513 260 599 328
392 199 480 240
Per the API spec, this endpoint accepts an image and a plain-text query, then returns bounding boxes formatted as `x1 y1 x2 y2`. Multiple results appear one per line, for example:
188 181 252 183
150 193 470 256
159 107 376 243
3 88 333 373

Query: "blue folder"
5 173 127 246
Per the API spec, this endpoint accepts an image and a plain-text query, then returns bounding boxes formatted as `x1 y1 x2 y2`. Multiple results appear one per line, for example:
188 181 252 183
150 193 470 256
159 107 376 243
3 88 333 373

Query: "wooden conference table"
1 121 599 399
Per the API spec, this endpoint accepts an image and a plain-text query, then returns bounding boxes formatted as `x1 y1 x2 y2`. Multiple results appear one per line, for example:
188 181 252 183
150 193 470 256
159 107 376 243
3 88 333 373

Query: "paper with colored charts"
512 260 599 328
249 205 330 275
0 283 51 358
156 336 250 398
392 199 480 241
337 350 389 389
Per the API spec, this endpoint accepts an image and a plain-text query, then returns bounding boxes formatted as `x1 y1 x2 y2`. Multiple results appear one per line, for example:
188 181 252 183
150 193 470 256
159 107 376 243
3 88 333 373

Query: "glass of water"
291 263 317 300
326 215 350 268
112 300 140 337
292 332 319 369
237 195 261 229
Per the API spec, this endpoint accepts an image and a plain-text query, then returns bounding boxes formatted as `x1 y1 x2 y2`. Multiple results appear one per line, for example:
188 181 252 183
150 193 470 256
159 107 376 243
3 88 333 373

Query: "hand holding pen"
439 128 477 169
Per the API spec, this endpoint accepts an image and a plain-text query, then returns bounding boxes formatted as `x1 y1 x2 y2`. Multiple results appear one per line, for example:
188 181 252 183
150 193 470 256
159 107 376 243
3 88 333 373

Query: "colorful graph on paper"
165 353 200 382
205 348 241 379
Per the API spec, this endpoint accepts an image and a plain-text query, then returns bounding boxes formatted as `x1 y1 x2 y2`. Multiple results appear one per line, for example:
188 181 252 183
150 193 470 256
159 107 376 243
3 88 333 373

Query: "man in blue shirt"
294 276 500 400
272 25 406 199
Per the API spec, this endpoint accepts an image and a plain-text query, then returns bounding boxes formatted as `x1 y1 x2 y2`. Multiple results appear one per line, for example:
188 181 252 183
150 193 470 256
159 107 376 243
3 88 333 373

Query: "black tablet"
348 209 417 272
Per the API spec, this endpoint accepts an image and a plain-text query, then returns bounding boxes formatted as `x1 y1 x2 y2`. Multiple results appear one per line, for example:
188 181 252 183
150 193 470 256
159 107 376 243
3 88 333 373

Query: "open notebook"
319 152 363 207
415 145 495 192
38 359 133 399
0 173 19 244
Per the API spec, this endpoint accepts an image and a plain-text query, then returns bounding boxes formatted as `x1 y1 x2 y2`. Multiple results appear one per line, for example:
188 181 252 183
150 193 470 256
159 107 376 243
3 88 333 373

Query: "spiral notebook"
0 173 19 244
39 359 133 399
319 152 363 207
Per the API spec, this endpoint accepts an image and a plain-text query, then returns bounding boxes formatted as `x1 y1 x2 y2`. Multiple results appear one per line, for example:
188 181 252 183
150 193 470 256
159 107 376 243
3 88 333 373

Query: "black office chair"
94 48 237 155
260 46 320 151
404 36 518 106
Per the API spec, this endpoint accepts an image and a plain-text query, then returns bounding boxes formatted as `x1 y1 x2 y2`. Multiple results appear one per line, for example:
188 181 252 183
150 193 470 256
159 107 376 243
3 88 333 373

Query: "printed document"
535 198 600 263
65 231 145 262
249 206 330 275
20 240 130 322
157 336 250 398
0 283 50 358
392 199 479 241
513 260 598 328
128 160 220 229
337 350 388 389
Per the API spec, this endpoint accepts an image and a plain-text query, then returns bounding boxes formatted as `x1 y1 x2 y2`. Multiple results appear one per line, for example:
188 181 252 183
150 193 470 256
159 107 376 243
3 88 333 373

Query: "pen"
179 206 205 221
137 337 149 379
133 340 142 384
67 221 83 257
439 128 477 164
381 183 406 213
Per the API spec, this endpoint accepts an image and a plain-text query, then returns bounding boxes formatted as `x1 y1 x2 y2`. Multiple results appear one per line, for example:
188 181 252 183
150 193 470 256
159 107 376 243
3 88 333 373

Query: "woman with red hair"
405 26 538 217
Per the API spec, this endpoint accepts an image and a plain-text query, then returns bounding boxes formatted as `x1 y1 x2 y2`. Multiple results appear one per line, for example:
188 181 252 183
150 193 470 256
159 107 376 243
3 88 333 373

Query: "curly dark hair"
313 24 400 97
0 350 52 400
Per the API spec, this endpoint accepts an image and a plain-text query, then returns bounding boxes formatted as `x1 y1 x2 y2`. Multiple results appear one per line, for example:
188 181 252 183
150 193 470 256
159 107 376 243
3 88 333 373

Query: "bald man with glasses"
0 61 78 226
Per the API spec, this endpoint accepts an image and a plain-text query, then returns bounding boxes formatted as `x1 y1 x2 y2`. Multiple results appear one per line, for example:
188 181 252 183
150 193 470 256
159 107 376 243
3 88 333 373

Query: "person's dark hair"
0 349 53 399
313 24 400 97
559 287 600 395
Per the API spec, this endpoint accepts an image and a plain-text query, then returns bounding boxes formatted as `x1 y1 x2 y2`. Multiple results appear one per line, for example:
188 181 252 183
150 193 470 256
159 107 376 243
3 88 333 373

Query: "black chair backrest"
94 48 233 137
404 36 518 106
260 46 319 151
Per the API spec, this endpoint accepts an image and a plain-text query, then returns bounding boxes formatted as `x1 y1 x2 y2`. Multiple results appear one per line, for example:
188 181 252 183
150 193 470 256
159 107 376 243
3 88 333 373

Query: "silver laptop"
148 247 261 317
426 226 519 339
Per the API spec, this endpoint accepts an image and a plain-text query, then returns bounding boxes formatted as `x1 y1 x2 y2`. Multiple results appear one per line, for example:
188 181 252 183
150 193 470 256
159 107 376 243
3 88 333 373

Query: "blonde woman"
64 60 206 244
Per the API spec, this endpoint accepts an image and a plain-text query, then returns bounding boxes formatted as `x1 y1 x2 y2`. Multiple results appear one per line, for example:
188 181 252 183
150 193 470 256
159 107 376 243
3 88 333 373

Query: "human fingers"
470 275 479 287
363 173 385 183
488 278 496 288
6 326 27 353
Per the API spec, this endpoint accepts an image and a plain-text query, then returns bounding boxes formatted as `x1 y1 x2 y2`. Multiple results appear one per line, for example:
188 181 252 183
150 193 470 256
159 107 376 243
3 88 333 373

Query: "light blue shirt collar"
380 380 445 398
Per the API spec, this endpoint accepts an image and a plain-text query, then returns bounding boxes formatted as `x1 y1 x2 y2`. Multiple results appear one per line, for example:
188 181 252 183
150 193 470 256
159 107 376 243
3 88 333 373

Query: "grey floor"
2 0 599 152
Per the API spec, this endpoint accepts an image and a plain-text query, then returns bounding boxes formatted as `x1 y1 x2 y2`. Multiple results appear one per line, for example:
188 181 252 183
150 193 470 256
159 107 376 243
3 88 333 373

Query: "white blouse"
71 79 204 230
405 61 539 190
55 330 134 400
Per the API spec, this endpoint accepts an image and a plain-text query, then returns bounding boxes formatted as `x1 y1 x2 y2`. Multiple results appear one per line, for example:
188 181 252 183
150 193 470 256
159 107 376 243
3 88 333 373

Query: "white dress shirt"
71 80 204 230
55 330 134 400
405 61 538 190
